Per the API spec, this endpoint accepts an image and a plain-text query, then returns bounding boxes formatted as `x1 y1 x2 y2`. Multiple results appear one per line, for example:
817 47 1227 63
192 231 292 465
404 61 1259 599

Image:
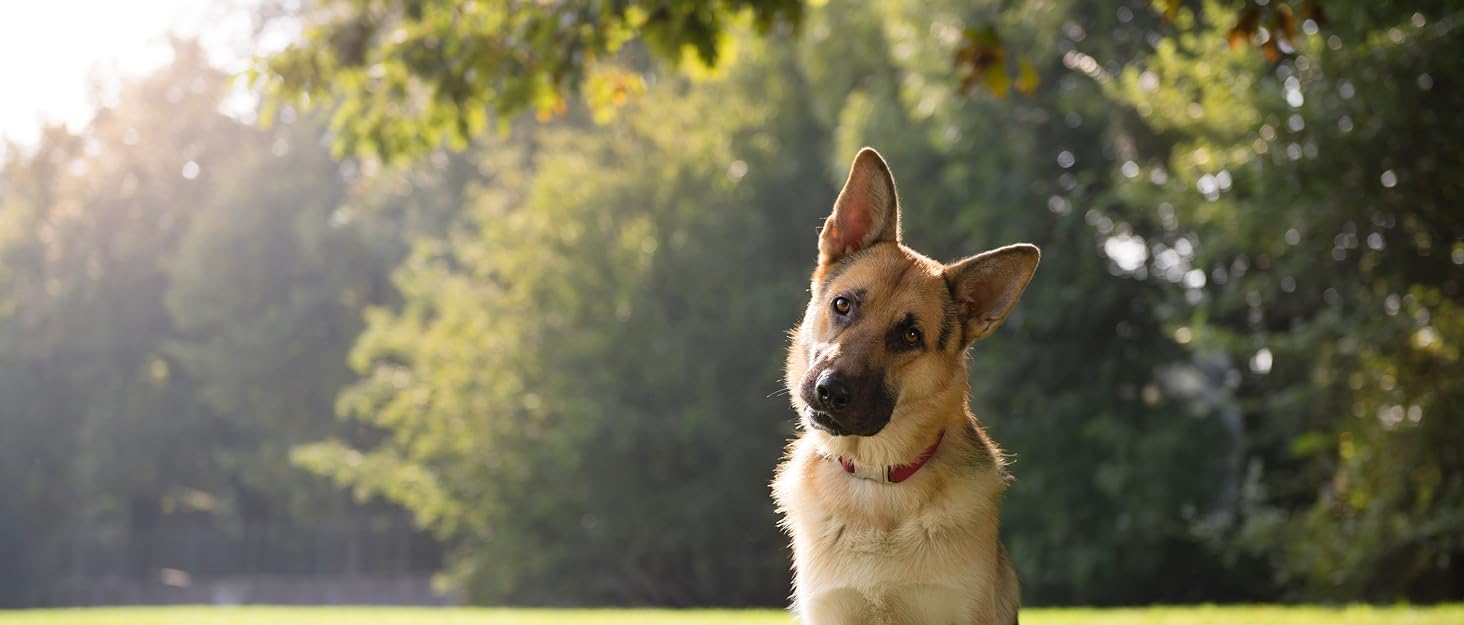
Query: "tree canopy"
253 0 1462 605
2 0 1459 609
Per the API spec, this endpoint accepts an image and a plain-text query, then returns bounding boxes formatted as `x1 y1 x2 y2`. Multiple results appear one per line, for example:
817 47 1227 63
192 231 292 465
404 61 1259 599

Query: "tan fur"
772 148 1037 625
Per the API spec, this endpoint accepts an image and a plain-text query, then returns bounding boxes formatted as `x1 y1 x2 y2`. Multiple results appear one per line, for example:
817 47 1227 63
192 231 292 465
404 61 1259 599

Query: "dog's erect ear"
945 244 1041 343
819 147 901 265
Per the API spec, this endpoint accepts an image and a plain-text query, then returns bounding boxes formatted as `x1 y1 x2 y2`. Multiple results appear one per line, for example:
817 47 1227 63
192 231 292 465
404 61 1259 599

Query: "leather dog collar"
837 430 945 484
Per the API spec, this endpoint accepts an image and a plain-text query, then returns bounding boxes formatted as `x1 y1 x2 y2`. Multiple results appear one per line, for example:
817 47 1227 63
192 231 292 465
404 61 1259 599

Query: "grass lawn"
0 605 1460 625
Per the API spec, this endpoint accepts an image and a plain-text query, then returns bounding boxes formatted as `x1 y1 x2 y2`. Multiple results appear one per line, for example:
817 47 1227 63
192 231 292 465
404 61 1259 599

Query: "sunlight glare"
0 1 262 145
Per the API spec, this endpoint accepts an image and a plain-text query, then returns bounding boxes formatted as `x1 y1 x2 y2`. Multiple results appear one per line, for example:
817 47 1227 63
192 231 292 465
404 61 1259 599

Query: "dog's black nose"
814 370 851 412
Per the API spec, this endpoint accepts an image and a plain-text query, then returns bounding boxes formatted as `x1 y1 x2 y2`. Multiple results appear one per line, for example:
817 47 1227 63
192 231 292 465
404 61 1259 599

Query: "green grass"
1 605 1460 625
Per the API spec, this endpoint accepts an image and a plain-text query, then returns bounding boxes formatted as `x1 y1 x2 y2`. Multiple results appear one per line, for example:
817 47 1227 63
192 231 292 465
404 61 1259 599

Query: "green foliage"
276 0 1464 607
305 33 829 604
0 41 421 605
248 0 1323 163
802 0 1245 602
249 0 804 160
1109 2 1464 600
3 0 1460 610
0 45 264 599
162 116 397 517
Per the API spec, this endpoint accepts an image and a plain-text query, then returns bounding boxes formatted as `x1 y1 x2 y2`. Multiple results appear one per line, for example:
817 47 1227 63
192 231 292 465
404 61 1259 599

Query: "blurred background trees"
1 0 1459 608
0 40 440 606
1106 3 1464 600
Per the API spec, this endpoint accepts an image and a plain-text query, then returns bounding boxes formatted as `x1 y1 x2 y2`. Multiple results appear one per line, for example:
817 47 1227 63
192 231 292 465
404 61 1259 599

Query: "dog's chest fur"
772 427 1010 625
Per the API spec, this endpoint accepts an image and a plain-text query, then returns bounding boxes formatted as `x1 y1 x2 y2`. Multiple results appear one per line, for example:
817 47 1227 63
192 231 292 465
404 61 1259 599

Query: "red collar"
837 430 945 484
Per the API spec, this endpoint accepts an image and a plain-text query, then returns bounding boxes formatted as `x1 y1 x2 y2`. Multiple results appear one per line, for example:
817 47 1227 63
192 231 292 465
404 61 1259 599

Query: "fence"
34 515 452 606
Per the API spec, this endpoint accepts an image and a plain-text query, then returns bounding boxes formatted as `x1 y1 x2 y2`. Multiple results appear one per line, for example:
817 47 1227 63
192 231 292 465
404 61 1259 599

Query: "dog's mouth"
805 409 852 436
797 367 897 437
802 405 892 437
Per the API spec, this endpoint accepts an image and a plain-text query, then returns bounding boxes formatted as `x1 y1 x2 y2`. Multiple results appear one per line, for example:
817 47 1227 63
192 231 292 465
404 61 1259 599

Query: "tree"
804 0 1247 603
0 41 255 600
254 0 1463 606
294 29 835 604
0 41 436 604
162 114 387 520
294 0 1242 605
1109 3 1464 600
252 0 1345 163
250 0 803 159
0 125 89 605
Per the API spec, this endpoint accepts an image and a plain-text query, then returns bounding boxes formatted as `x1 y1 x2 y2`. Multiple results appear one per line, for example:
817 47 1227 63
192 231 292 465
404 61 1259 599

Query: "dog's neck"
835 429 945 483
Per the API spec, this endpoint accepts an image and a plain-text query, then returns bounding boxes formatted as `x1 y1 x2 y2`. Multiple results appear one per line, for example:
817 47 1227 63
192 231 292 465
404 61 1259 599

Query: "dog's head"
786 148 1040 440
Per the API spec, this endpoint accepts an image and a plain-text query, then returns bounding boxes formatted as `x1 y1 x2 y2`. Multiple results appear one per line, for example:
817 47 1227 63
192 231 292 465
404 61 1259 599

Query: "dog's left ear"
945 244 1041 343
819 148 902 266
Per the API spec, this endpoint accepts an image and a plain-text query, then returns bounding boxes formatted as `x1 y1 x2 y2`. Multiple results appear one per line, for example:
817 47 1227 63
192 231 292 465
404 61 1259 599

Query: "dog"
771 147 1038 625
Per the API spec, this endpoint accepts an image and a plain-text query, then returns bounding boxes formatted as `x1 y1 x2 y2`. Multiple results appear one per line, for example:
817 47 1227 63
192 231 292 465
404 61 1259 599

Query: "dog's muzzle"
800 368 894 437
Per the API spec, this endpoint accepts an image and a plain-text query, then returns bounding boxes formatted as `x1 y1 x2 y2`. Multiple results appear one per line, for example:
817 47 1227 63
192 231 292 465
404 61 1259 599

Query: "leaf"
1261 38 1282 63
1291 432 1332 457
1152 0 1181 21
1016 57 1040 96
954 25 1007 97
1230 5 1262 51
585 67 646 124
535 95 568 123
1275 4 1299 46
985 63 1011 99
1228 28 1249 51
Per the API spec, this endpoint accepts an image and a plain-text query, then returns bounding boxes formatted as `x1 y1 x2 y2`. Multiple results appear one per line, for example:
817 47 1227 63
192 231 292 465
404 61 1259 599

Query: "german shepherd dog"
772 148 1038 625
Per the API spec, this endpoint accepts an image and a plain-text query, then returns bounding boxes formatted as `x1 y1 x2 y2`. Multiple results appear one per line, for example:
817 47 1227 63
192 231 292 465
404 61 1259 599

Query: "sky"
0 1 267 146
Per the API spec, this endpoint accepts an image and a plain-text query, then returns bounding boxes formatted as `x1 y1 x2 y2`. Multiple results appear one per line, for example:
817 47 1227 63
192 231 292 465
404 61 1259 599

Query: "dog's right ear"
819 147 902 266
945 244 1040 343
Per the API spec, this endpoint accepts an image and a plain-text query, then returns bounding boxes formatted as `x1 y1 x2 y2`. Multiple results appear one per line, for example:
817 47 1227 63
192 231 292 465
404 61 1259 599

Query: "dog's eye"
832 297 852 315
903 328 921 345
